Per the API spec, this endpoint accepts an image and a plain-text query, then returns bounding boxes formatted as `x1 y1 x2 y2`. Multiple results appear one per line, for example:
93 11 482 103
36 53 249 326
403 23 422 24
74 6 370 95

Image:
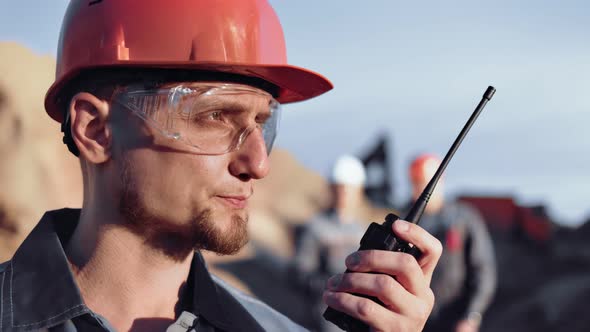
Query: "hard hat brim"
44 61 333 123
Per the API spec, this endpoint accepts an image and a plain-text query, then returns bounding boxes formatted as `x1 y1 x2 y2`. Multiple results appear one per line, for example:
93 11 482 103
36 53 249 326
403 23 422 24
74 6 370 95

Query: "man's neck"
65 211 194 332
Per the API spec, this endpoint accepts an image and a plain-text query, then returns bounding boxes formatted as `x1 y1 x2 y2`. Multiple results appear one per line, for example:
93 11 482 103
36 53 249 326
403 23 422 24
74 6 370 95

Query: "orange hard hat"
44 0 333 123
409 154 441 184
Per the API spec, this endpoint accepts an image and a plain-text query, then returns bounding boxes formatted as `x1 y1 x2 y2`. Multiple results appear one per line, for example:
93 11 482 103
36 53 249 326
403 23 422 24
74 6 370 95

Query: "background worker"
405 154 497 332
291 155 369 331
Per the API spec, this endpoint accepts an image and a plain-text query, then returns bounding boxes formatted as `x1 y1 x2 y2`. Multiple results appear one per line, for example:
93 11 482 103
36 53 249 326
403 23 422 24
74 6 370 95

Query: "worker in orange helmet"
406 154 497 332
0 1 441 331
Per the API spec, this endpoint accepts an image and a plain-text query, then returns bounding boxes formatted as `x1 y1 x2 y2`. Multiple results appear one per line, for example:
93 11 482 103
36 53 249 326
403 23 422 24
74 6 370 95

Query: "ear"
68 92 112 164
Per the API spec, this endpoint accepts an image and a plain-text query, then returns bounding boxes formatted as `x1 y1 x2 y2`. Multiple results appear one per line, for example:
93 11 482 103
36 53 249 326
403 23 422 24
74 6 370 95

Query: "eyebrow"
196 97 272 116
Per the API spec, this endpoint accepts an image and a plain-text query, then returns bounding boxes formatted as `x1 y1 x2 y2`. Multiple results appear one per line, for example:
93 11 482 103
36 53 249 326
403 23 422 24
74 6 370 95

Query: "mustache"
216 186 253 199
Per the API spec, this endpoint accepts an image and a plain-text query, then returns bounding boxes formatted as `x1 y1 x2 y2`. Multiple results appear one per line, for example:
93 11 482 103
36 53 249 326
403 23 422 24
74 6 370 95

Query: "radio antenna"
404 86 496 224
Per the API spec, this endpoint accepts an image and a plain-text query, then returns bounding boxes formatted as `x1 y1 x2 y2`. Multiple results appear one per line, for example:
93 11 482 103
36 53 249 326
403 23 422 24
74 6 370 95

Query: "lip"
217 195 249 209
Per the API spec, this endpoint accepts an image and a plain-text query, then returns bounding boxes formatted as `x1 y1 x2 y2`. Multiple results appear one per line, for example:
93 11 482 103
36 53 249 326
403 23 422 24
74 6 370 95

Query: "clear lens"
113 83 281 155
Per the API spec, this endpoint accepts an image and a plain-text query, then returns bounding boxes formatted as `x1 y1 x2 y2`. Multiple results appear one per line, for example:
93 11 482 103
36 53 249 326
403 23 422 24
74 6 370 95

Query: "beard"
117 157 249 261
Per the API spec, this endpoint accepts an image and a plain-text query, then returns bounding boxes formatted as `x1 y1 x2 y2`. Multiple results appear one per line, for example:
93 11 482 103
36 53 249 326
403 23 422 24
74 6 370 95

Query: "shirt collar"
190 252 264 331
9 208 89 330
6 208 264 331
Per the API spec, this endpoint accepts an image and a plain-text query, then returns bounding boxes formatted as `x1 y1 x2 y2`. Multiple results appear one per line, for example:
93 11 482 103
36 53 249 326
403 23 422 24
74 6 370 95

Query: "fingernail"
323 290 335 301
346 252 361 267
395 219 410 232
328 274 343 290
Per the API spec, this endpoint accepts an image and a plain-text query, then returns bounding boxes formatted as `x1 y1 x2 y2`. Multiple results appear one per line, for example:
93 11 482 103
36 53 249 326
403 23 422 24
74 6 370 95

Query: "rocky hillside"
0 42 83 261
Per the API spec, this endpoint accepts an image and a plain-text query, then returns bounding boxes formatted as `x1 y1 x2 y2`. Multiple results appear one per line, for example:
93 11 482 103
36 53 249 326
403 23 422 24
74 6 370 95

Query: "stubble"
117 156 249 261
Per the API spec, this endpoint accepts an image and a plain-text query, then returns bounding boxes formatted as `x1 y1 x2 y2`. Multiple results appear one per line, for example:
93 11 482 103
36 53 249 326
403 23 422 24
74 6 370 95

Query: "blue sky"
1 1 589 226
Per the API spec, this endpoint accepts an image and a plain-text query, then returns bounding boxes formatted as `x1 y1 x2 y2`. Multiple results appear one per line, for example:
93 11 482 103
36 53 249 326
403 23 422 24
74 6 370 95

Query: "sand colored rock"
0 42 83 261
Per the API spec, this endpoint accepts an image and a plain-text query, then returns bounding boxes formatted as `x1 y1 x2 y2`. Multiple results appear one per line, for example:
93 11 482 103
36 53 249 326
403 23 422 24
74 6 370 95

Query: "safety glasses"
112 83 281 155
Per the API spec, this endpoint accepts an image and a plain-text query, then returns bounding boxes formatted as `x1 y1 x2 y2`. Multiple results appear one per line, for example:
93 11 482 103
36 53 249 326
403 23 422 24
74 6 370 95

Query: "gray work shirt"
0 209 305 332
416 202 497 324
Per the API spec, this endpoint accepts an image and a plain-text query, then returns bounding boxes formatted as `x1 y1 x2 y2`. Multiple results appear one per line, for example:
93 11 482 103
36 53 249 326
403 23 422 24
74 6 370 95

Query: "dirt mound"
0 42 83 261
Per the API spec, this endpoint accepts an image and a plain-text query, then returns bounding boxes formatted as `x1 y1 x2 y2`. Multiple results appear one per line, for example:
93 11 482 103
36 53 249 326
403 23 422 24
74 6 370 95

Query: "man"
405 154 497 332
291 155 369 331
0 1 442 331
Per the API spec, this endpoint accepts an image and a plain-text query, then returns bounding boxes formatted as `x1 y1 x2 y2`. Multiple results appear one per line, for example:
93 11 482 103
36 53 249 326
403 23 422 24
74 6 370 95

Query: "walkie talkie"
323 86 496 331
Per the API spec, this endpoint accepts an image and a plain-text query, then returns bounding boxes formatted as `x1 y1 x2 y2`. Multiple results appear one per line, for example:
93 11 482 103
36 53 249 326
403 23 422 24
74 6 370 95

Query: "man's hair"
58 68 280 156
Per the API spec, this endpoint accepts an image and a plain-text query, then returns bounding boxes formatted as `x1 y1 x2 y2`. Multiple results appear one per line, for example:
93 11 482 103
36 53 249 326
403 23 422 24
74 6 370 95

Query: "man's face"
331 184 361 211
108 82 273 257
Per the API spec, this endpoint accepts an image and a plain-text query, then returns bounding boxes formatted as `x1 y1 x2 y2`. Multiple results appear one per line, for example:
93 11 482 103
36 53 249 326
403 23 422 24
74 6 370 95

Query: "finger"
345 250 427 296
392 219 443 282
326 272 422 316
323 290 407 332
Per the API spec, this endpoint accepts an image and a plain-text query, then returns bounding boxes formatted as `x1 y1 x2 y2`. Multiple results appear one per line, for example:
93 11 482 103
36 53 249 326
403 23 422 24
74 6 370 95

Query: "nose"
228 127 270 181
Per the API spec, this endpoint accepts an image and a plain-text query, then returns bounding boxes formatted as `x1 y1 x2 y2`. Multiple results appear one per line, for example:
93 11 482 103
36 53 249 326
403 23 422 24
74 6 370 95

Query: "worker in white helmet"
290 155 372 331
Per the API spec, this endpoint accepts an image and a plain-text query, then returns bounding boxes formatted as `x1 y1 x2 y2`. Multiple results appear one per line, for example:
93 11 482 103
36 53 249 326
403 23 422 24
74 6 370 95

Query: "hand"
455 319 479 332
323 219 442 332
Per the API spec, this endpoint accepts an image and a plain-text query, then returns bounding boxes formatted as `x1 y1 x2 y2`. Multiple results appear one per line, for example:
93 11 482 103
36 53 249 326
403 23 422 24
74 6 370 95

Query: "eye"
208 111 223 121
255 113 271 126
